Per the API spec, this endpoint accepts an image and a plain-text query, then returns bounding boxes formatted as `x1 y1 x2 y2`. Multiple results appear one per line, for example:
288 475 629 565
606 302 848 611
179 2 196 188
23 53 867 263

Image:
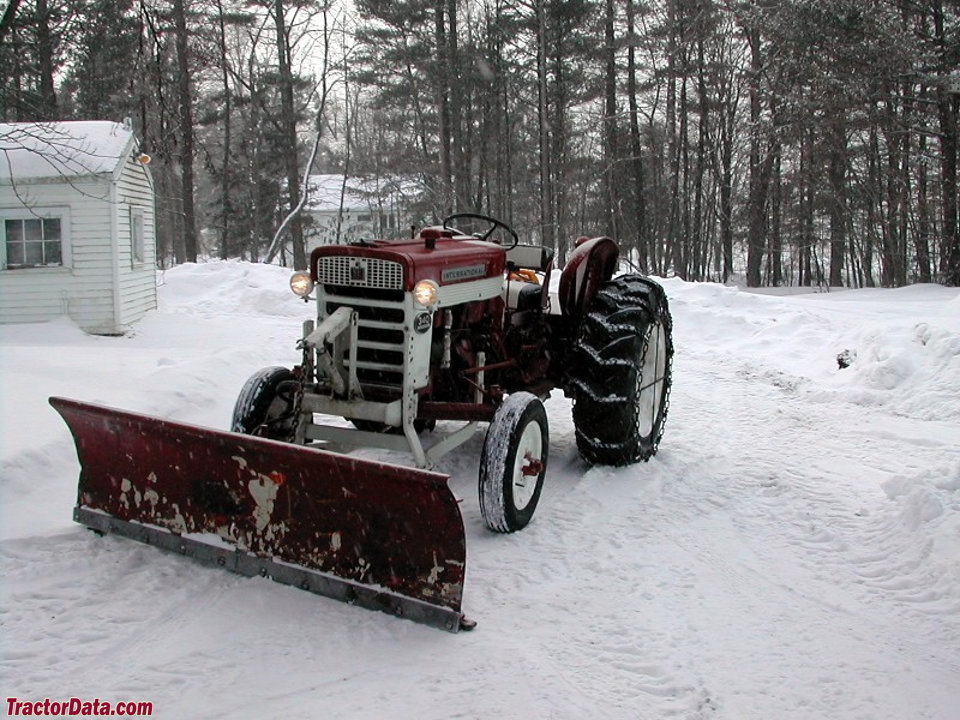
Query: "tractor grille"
316 257 409 396
317 256 404 290
322 295 408 395
325 302 404 325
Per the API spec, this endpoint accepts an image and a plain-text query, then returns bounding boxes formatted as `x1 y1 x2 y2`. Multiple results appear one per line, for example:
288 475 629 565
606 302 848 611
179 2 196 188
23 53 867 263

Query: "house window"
358 214 372 222
130 208 145 266
2 211 69 270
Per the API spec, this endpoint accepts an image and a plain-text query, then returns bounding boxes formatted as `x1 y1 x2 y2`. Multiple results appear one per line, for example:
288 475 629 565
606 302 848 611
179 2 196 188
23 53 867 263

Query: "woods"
2 0 958 287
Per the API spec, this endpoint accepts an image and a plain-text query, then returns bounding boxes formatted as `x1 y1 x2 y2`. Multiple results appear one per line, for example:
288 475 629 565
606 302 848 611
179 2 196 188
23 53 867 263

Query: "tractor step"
51 397 472 633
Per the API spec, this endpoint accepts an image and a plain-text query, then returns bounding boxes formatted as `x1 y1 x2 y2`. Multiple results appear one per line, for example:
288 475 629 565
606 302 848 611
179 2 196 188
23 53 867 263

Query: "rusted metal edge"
75 506 473 633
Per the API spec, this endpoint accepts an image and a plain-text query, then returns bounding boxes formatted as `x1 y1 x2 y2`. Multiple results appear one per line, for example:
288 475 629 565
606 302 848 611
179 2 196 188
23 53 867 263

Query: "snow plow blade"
50 397 471 632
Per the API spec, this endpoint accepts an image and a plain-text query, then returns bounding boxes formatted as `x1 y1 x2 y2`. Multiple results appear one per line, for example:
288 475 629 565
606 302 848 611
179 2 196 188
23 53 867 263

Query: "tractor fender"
558 236 620 319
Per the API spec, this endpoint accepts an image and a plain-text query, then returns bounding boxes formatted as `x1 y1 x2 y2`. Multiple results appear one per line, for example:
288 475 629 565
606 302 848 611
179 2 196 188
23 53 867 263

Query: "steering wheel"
442 213 519 250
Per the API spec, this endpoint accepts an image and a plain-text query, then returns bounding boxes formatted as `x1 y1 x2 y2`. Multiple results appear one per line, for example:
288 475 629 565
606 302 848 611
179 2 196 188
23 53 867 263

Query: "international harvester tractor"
51 213 673 632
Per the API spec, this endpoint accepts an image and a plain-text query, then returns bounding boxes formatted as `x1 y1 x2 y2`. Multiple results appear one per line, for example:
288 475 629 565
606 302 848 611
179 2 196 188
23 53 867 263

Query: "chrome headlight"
289 271 314 298
413 279 439 308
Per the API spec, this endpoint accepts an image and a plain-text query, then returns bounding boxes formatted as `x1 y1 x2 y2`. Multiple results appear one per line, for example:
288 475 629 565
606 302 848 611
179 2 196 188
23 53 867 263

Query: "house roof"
0 121 137 185
304 174 423 213
305 174 372 213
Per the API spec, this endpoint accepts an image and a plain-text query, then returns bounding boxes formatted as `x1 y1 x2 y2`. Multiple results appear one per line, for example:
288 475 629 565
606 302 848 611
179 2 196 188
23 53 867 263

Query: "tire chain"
637 279 673 453
572 274 674 463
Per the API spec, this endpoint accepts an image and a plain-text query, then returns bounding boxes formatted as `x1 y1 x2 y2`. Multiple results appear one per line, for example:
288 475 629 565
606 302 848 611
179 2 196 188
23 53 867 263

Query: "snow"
0 121 135 183
2 259 959 719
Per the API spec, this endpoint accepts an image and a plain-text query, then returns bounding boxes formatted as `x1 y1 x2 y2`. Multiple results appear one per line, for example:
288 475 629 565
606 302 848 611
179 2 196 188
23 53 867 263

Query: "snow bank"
660 278 960 422
158 259 305 318
832 316 960 421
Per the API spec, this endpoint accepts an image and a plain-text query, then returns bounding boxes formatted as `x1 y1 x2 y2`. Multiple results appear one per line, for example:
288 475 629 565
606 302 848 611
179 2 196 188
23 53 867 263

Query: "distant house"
0 120 157 334
302 174 423 253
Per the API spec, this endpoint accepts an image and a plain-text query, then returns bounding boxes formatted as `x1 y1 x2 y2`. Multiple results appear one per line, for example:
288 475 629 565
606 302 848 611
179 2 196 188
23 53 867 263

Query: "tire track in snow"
652 343 960 716
675 341 960 619
460 446 720 717
458 327 957 719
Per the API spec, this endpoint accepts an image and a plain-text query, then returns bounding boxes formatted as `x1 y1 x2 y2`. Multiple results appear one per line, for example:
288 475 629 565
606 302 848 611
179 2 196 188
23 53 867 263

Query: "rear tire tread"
571 275 674 466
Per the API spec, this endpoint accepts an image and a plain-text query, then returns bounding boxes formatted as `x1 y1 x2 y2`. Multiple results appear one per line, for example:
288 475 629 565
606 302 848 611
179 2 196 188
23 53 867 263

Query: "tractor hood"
309 231 506 291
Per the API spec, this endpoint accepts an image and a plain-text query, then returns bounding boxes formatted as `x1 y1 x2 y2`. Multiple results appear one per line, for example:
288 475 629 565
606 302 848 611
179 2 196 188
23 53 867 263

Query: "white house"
302 174 423 253
0 120 157 334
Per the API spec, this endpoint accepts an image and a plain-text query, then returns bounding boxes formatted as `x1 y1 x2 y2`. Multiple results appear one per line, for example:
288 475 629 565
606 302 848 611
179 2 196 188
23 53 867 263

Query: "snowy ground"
2 260 958 719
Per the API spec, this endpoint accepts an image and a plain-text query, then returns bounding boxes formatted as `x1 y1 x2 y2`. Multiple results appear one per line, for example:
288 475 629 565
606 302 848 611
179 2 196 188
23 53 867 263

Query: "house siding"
0 152 157 333
1 179 113 331
113 156 157 329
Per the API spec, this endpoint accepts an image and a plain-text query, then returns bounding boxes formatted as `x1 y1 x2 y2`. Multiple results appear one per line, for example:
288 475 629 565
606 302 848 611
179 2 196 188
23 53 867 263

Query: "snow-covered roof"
304 174 423 213
305 175 371 213
0 121 136 185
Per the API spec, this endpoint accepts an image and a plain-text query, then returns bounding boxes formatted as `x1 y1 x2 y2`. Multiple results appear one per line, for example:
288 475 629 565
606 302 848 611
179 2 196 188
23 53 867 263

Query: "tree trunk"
867 125 881 287
719 109 734 282
446 0 467 212
882 91 906 286
827 113 847 287
34 0 57 118
745 22 765 287
435 2 453 216
940 90 960 285
550 48 569 255
917 131 933 282
800 129 814 287
898 84 913 286
0 0 22 45
666 0 681 277
274 0 306 269
603 0 618 239
216 0 232 260
535 0 553 251
625 0 647 271
770 150 782 286
678 73 690 278
933 0 960 285
694 35 708 281
173 0 198 263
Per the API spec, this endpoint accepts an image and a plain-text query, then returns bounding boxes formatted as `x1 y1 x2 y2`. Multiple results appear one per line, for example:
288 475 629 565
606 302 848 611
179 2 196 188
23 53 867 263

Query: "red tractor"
235 213 673 530
51 214 672 632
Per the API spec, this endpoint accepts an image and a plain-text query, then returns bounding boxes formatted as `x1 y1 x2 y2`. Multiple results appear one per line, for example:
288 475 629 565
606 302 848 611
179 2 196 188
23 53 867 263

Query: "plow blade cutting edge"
50 397 472 632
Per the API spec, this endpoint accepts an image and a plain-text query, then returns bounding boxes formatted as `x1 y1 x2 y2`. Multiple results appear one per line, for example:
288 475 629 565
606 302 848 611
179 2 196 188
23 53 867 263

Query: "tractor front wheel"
479 392 549 533
231 366 298 441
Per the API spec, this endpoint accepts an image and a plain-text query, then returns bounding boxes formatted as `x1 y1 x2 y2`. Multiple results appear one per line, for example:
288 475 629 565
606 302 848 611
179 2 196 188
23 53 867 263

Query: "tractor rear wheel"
231 366 298 441
570 275 673 466
479 392 549 533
